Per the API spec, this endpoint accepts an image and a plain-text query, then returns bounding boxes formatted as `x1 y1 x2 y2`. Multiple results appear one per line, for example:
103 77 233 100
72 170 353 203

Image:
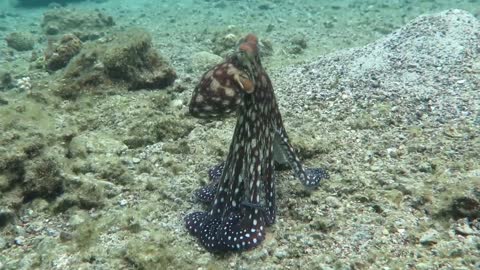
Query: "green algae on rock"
102 29 177 90
23 155 65 201
0 70 13 90
5 32 35 51
45 34 83 71
57 28 176 99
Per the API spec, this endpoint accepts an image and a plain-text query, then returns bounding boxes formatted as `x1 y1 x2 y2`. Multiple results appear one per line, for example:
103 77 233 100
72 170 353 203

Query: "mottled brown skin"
185 34 328 252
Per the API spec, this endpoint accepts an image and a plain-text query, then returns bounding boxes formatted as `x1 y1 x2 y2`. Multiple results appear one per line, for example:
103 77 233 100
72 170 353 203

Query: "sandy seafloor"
0 0 479 269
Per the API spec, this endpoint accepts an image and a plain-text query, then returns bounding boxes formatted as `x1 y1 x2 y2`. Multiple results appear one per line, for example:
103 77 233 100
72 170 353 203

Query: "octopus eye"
232 71 254 94
238 76 254 93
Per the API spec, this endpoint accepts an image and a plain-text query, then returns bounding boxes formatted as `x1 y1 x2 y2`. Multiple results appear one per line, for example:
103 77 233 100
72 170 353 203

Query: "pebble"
325 196 342 208
170 99 183 108
419 229 439 245
14 236 25 246
132 157 141 164
68 214 85 227
60 231 73 242
119 199 128 207
27 221 44 233
454 221 479 236
386 147 398 158
46 228 59 237
274 248 289 259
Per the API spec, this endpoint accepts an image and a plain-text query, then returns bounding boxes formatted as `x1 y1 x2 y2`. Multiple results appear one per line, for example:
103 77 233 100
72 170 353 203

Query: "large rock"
45 34 82 71
5 32 35 51
57 28 177 99
101 29 177 90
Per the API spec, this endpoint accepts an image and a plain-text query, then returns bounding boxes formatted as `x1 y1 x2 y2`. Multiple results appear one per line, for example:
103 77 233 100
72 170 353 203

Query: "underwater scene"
0 0 479 269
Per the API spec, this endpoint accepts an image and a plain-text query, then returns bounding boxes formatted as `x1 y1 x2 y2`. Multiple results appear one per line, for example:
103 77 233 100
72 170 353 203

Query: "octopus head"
188 34 260 119
237 34 259 67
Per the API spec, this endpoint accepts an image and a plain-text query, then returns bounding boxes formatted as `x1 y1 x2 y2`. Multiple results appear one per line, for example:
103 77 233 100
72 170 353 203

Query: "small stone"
448 248 464 257
60 231 73 242
190 51 223 73
170 99 183 109
132 158 141 164
119 199 128 206
325 196 342 208
68 214 85 227
454 220 479 236
45 34 82 71
14 236 25 246
30 198 50 212
5 32 35 51
419 229 439 245
386 147 398 158
46 228 59 237
418 162 433 173
274 248 289 259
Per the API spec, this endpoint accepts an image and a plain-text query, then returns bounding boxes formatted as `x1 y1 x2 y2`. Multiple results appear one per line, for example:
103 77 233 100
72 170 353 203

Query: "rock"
29 198 50 213
14 236 25 246
45 34 82 71
274 248 289 259
454 221 478 236
119 199 127 207
212 32 239 55
68 132 127 158
289 34 307 55
58 28 176 98
324 196 342 208
419 229 439 245
68 213 86 227
190 51 223 74
101 29 176 90
0 70 13 90
5 32 35 51
22 155 65 200
54 186 105 212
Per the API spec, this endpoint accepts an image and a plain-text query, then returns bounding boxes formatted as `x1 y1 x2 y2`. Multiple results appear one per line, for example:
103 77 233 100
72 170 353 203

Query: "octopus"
185 34 329 252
